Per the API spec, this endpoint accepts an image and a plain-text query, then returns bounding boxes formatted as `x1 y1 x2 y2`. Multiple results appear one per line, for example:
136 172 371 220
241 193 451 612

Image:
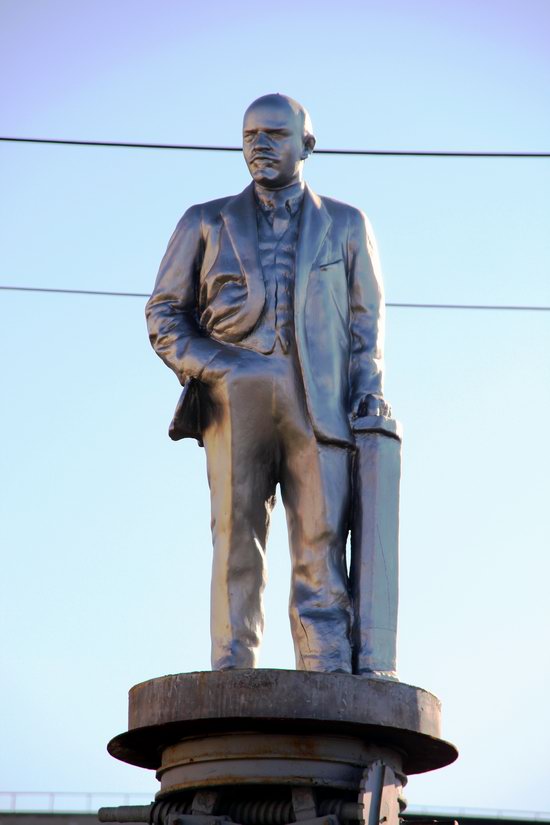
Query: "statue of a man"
146 94 390 673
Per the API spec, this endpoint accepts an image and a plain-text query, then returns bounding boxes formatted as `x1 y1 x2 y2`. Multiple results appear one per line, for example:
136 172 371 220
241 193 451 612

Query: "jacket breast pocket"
313 258 347 297
308 258 349 331
317 257 344 272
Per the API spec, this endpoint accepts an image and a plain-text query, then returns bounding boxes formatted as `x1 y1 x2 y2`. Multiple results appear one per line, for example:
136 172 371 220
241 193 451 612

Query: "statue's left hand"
355 394 392 419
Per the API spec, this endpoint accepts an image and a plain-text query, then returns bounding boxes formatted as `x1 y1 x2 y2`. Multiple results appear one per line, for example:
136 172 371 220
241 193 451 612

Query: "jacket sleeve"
145 205 227 384
347 208 385 412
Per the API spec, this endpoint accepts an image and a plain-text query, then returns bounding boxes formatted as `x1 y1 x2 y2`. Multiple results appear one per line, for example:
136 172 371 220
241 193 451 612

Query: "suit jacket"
145 182 385 448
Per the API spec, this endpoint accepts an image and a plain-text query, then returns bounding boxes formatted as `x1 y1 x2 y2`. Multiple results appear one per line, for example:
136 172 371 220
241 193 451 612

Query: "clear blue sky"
1 0 549 813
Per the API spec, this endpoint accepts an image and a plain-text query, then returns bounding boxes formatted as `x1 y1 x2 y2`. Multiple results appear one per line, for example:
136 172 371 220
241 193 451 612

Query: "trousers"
201 342 353 672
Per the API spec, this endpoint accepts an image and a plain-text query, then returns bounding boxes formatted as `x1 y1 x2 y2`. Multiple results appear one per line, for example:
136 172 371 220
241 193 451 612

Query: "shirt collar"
254 180 305 217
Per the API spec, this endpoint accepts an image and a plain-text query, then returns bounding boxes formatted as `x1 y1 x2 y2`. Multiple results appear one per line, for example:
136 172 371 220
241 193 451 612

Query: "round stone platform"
108 670 457 795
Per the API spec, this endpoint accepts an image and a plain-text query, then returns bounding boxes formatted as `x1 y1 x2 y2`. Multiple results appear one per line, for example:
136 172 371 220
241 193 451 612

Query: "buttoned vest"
241 204 301 354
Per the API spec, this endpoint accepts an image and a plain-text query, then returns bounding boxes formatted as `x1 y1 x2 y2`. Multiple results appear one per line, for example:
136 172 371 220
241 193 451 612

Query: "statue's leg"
281 441 352 672
275 352 353 673
202 359 277 670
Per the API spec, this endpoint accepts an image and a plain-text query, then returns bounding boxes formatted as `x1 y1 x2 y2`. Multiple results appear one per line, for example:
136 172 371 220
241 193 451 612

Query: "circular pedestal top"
108 669 457 775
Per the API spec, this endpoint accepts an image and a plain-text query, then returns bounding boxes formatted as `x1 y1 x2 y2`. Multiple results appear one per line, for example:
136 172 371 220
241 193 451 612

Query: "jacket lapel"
220 183 266 338
295 185 332 318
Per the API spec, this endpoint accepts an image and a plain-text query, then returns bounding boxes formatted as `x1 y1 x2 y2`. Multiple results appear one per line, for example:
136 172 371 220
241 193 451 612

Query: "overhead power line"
1 136 549 158
385 301 550 312
1 285 548 312
0 285 149 299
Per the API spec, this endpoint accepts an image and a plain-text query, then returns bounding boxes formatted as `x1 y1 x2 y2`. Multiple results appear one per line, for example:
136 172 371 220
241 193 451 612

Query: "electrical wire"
1 136 549 158
1 138 547 312
1 285 548 311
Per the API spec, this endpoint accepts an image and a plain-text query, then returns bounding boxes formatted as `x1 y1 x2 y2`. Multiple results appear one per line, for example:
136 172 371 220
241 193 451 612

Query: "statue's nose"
255 131 271 147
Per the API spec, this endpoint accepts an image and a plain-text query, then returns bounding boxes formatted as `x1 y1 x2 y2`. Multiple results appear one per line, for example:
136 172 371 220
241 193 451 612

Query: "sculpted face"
243 95 314 189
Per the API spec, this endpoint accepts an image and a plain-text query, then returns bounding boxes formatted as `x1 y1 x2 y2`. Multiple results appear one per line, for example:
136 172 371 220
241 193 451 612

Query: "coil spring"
319 799 363 821
150 799 192 825
226 797 294 825
146 792 361 825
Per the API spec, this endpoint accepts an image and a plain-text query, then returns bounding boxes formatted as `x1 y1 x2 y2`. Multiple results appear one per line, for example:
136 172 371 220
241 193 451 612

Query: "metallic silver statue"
146 94 400 676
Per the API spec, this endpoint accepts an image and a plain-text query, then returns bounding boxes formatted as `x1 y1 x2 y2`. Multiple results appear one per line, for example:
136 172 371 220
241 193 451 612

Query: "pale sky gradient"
1 0 549 814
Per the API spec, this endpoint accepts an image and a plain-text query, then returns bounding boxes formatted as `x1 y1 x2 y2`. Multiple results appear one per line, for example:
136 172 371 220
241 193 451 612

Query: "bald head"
244 94 314 143
242 93 316 189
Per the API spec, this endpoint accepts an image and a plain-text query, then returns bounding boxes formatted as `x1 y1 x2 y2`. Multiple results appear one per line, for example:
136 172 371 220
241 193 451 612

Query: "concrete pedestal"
104 671 457 825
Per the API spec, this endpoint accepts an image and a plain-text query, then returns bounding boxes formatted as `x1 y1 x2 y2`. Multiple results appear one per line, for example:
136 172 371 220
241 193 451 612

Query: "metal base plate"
108 670 457 779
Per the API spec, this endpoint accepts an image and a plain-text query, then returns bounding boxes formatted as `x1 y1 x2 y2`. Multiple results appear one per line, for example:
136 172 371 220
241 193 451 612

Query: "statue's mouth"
252 154 277 164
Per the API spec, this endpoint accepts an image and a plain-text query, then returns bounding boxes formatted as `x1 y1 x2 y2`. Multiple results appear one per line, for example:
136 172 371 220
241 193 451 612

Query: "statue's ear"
302 133 316 158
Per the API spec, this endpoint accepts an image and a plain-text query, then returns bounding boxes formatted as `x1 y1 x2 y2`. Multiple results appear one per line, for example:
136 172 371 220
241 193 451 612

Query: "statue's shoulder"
316 193 378 253
180 194 234 225
317 193 368 225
